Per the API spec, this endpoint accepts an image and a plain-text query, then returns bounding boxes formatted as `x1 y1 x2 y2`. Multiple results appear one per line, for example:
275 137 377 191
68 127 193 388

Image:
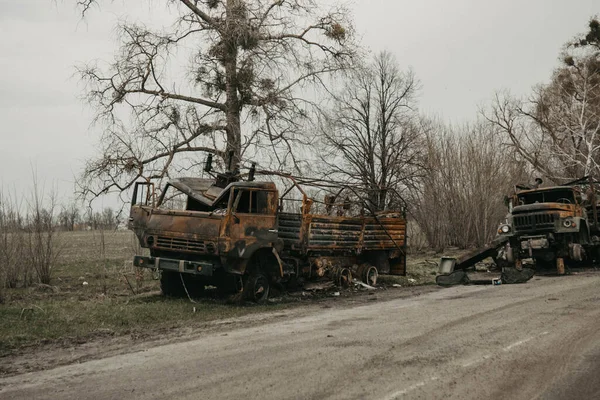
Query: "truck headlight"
563 219 576 228
146 235 155 246
500 224 511 233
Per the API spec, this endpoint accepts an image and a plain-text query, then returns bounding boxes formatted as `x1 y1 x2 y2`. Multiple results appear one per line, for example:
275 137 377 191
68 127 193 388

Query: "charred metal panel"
144 210 222 237
154 236 217 254
307 217 363 249
304 216 405 252
131 208 224 256
363 219 406 249
276 213 302 250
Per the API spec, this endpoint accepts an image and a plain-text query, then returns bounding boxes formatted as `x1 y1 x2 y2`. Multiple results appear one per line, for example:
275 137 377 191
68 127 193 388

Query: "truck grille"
513 213 557 231
156 236 207 253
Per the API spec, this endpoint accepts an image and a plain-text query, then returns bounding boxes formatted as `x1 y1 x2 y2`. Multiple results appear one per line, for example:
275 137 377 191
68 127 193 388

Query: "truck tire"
500 267 535 284
243 272 270 303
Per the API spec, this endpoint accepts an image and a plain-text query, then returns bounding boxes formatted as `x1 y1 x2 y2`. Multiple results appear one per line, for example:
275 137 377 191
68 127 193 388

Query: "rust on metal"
129 172 407 300
556 257 565 275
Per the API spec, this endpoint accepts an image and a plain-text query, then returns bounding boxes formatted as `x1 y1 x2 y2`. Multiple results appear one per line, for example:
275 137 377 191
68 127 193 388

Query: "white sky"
0 0 598 207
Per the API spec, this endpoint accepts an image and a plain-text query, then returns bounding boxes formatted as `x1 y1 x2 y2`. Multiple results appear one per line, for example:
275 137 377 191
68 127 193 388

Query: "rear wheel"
243 272 270 303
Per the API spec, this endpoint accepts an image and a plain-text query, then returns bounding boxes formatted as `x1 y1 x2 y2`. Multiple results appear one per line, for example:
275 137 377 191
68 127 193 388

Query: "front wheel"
243 273 270 303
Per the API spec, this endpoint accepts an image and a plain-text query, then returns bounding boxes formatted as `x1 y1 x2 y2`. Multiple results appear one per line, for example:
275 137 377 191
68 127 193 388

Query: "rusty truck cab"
500 185 589 271
129 178 281 289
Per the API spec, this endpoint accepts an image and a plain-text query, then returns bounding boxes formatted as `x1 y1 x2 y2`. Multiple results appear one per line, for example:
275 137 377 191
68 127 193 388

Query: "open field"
0 230 453 369
0 231 287 360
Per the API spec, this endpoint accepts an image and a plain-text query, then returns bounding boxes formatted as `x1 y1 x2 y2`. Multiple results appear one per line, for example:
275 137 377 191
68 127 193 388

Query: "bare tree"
83 207 119 230
25 181 61 285
58 202 81 231
572 17 600 50
75 0 359 199
318 51 425 211
412 120 530 251
484 19 600 182
100 207 118 230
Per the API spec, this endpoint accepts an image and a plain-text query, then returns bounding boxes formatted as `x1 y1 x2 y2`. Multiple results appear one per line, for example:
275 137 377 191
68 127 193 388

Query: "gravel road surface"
2 273 600 400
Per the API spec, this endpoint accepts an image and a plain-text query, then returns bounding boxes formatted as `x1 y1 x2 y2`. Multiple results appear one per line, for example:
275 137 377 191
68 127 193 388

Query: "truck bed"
278 212 405 253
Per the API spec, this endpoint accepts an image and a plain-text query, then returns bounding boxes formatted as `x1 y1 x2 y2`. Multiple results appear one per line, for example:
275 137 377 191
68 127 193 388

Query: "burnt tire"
243 273 270 303
436 270 468 286
501 267 535 284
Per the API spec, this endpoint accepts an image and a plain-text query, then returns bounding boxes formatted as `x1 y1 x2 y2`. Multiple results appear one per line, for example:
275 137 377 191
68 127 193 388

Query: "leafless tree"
0 191 22 299
25 180 61 285
572 17 600 51
412 120 530 251
318 51 425 212
58 202 81 231
484 19 600 182
75 0 359 200
84 207 119 230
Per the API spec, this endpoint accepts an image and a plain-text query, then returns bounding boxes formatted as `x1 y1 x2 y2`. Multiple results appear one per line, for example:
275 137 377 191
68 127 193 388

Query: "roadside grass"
0 231 286 356
0 294 282 356
0 230 463 356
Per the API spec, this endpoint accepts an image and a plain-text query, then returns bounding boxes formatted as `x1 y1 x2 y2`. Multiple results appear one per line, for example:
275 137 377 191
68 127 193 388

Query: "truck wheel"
243 273 270 303
160 271 186 297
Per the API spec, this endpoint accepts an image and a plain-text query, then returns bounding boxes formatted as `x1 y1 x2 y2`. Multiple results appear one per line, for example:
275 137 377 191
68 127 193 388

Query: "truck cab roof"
168 178 277 207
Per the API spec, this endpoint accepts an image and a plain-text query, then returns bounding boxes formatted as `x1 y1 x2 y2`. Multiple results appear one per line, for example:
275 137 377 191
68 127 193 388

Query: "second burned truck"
497 177 600 274
438 177 600 285
129 167 407 302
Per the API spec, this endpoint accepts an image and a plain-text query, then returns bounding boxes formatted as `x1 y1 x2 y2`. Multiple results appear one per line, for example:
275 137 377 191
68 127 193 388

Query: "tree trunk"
224 0 242 171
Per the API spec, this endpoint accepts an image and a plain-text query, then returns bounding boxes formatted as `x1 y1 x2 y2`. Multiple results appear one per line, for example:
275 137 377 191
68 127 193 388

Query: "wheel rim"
251 275 269 302
339 268 352 288
366 267 378 286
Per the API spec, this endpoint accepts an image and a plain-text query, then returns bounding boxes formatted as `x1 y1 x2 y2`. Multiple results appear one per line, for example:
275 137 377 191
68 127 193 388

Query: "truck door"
225 188 278 259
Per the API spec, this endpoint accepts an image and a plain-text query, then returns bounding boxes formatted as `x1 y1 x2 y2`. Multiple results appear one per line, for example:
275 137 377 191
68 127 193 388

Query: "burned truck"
129 170 406 302
497 177 600 274
437 177 600 285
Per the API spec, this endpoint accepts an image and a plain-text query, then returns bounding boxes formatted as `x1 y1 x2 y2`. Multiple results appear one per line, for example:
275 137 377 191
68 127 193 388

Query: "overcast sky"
0 0 598 207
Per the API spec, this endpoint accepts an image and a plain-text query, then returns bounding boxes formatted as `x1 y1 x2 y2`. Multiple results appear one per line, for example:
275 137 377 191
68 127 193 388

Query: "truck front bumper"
520 235 550 251
133 255 215 276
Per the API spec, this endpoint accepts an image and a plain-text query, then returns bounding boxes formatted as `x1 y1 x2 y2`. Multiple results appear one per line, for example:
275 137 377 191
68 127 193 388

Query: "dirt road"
2 273 600 400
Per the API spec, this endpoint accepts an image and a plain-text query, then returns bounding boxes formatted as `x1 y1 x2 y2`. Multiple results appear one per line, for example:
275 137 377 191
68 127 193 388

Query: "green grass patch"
0 230 452 356
0 230 289 355
0 294 286 355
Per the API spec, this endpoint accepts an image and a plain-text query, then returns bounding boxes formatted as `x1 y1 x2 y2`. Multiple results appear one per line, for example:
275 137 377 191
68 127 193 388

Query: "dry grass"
0 230 459 356
0 231 285 356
